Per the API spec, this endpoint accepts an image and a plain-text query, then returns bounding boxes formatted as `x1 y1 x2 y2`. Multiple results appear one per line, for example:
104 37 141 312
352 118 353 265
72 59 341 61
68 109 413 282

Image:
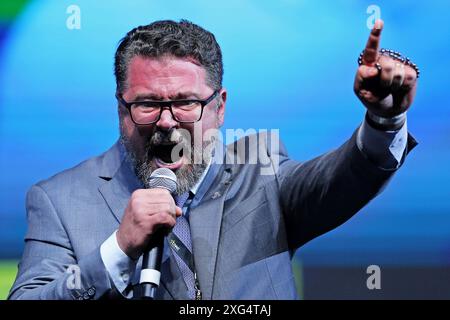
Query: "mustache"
149 129 185 147
147 128 193 159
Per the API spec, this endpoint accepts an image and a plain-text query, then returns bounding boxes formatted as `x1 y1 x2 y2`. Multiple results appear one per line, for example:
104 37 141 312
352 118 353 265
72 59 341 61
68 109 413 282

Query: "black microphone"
140 168 177 300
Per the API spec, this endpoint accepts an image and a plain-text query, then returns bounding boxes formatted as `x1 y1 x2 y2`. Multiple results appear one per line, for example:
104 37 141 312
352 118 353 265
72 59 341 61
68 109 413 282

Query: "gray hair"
114 19 223 93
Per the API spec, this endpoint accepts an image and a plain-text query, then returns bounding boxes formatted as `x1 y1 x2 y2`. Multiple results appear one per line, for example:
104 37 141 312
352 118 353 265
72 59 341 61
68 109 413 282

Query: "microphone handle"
140 230 165 299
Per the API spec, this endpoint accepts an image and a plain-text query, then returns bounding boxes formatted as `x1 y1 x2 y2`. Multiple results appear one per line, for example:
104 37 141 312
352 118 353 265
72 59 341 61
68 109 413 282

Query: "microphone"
139 168 177 300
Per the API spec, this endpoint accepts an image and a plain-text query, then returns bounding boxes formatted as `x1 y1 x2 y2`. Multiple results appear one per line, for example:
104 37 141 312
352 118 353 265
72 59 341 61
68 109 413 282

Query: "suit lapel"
189 158 234 300
98 156 142 224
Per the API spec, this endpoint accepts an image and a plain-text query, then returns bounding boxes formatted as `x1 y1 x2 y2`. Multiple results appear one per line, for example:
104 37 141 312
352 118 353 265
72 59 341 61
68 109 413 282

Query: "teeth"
155 157 181 166
157 157 174 165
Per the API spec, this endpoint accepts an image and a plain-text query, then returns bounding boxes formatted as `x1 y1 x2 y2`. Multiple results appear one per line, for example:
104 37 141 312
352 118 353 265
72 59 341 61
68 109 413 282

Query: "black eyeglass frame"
116 90 220 125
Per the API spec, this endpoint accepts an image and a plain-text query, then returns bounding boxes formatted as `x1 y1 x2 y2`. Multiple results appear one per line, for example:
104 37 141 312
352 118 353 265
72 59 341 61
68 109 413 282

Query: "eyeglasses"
116 90 220 125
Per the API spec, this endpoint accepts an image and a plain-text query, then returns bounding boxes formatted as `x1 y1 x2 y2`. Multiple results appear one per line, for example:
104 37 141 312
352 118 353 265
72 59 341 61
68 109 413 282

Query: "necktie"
169 192 199 299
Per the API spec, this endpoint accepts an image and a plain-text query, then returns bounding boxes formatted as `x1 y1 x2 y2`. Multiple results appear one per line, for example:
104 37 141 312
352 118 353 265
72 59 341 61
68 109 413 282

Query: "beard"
119 123 214 196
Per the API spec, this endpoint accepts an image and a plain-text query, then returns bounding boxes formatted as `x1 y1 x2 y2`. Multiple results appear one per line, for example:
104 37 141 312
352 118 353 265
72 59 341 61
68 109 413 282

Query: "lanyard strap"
167 232 194 273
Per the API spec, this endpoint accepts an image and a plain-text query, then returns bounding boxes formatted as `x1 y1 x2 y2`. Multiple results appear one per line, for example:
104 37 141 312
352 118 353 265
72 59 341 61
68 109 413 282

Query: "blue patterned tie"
171 192 196 299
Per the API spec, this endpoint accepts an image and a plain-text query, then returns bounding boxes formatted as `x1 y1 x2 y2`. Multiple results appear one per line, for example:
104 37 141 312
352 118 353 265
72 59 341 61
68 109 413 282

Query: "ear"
216 89 227 127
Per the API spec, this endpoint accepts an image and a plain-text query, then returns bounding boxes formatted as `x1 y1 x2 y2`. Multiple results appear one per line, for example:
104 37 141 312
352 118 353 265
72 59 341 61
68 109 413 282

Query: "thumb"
175 206 183 217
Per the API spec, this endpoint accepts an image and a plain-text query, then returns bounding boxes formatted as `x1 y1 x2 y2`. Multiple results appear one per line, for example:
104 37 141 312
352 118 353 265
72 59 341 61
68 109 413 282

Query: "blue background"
0 0 449 272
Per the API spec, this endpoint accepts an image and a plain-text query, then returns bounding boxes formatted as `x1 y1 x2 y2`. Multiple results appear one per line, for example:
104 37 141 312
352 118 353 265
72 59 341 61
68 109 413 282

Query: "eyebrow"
133 92 202 101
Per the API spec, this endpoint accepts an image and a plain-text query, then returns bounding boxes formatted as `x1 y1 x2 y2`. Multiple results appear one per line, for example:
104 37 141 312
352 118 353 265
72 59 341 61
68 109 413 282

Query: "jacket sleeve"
277 127 417 250
8 184 114 300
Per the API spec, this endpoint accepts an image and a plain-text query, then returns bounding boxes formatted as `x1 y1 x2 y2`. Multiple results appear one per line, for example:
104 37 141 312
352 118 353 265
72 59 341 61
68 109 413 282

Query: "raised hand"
354 20 418 119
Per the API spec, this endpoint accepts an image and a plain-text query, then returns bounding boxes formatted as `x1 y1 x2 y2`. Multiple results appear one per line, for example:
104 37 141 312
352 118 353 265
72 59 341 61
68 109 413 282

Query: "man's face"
119 55 226 194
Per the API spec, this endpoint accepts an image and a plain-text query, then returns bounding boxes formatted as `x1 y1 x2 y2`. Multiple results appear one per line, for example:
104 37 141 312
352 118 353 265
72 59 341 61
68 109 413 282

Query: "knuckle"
156 203 170 214
130 195 141 206
406 72 417 82
131 200 147 215
130 190 146 206
383 66 393 74
155 188 170 196
164 203 173 213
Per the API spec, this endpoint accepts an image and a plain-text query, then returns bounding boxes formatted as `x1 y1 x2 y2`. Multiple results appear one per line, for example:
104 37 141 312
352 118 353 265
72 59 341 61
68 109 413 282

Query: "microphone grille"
148 168 177 194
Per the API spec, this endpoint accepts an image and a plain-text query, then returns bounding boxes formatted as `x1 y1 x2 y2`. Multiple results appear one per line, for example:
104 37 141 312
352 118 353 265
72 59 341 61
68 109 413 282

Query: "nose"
156 108 178 130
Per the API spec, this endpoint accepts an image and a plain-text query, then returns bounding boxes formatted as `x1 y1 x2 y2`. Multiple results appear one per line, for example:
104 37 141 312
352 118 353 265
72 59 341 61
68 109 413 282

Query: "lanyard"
167 232 202 300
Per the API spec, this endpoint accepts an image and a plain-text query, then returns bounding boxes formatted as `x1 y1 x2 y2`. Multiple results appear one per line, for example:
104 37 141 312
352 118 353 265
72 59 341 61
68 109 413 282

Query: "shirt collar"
190 156 212 196
189 138 223 196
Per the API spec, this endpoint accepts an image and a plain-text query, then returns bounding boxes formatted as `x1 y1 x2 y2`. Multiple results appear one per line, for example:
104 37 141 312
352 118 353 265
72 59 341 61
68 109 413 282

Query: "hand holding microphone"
116 168 180 299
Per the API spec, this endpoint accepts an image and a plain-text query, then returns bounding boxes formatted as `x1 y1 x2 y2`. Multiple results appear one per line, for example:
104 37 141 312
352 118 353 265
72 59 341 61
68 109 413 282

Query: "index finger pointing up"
362 19 384 66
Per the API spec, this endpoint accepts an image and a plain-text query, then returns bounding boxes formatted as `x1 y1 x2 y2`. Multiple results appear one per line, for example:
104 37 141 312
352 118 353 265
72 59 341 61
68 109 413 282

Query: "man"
9 19 418 300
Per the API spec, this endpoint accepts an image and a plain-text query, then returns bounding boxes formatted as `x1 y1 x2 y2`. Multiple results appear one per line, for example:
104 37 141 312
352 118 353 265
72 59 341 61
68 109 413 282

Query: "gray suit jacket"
8 130 417 300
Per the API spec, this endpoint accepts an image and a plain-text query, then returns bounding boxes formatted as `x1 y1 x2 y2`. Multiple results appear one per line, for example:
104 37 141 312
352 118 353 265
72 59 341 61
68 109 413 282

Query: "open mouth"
151 143 184 168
